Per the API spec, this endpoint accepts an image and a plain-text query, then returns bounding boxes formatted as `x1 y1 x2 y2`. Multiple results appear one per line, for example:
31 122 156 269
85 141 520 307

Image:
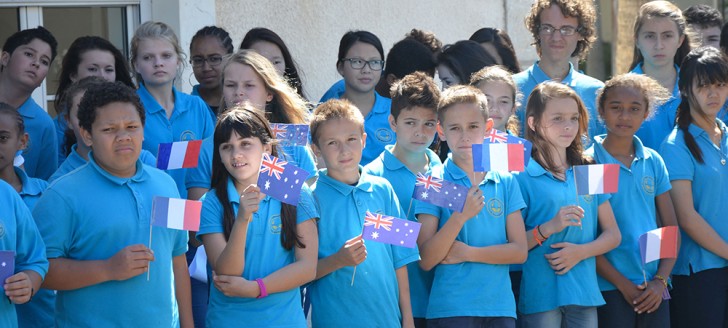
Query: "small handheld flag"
258 153 306 205
152 196 202 231
472 142 525 172
270 123 309 147
484 129 532 165
0 251 14 288
574 164 619 195
362 211 421 248
412 173 467 212
639 226 679 264
156 140 203 170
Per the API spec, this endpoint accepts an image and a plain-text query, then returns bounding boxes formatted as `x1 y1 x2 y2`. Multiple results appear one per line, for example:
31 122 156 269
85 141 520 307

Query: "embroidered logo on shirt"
179 130 196 141
375 128 394 143
270 215 282 234
487 198 504 217
0 221 5 239
582 195 594 203
642 176 655 194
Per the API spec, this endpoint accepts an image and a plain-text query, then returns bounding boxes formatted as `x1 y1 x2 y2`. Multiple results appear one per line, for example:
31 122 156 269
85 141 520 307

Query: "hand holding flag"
156 140 203 170
412 173 467 212
362 211 421 248
0 251 14 289
258 153 306 205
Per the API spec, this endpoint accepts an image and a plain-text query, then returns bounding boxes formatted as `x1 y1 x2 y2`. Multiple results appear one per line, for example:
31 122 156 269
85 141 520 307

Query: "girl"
131 21 215 199
589 74 677 327
469 28 521 73
197 105 318 327
240 27 306 99
190 25 234 117
660 47 728 328
515 82 621 327
470 65 521 135
436 40 497 90
630 1 691 150
53 36 135 165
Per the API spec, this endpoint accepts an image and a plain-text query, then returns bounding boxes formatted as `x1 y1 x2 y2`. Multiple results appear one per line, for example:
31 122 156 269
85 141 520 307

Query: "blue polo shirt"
32 154 188 327
586 135 671 291
53 113 68 166
49 144 157 183
138 84 215 199
660 121 728 275
18 97 58 180
197 178 317 327
414 157 525 319
631 64 681 150
309 169 420 328
363 145 441 318
514 160 609 314
0 180 47 328
513 62 605 139
190 84 218 121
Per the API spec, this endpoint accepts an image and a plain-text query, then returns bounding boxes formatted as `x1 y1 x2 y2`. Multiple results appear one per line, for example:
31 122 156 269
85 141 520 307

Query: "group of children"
2 0 728 327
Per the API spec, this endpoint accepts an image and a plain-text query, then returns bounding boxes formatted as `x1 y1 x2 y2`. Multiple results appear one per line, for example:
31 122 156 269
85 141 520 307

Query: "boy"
308 99 419 327
0 27 59 180
684 4 723 49
415 85 527 327
363 72 441 327
32 82 193 327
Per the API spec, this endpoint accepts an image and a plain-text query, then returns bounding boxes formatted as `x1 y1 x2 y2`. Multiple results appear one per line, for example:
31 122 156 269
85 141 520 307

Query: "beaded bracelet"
654 274 668 288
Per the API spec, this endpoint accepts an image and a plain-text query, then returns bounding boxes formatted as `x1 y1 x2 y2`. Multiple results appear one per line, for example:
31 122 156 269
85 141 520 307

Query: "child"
197 105 318 326
0 103 50 327
308 99 418 327
471 65 522 136
436 40 496 90
660 47 728 328
189 25 234 117
0 26 58 180
363 72 442 327
240 27 306 99
515 82 621 327
588 74 677 327
683 4 723 49
469 28 521 74
131 21 215 199
31 81 193 327
415 85 527 327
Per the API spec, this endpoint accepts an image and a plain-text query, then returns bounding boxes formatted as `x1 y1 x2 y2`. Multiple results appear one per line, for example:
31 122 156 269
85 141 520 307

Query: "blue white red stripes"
574 164 619 195
152 196 202 231
156 140 202 170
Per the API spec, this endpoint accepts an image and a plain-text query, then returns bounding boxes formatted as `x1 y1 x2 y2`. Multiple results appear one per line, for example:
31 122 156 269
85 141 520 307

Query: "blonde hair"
130 21 186 85
437 85 489 123
470 65 522 134
310 99 364 146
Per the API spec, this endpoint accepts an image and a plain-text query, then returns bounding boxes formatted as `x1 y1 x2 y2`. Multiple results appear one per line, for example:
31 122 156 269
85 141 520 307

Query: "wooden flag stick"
147 222 153 281
573 169 582 231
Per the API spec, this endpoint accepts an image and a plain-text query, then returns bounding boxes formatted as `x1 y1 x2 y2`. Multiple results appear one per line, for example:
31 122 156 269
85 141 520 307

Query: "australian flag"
270 123 309 147
0 251 14 288
412 173 467 212
258 153 305 205
362 211 421 248
484 129 532 166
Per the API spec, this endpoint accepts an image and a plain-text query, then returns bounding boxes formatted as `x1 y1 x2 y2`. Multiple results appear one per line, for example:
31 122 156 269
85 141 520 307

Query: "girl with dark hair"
190 25 234 117
469 27 522 73
241 28 306 99
436 40 497 90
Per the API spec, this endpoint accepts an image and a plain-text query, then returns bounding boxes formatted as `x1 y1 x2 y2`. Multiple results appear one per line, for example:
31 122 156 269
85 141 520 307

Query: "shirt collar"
14 166 43 196
381 145 440 172
631 63 681 98
17 97 37 119
138 84 187 114
532 61 576 85
688 119 728 140
316 167 373 195
592 134 649 163
88 152 147 185
372 92 388 114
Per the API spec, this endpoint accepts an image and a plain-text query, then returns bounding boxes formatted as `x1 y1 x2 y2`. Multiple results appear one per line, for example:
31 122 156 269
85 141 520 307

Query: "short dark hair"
1 26 58 61
437 40 497 84
684 4 723 29
390 72 440 119
78 82 145 133
193 25 234 54
384 38 437 78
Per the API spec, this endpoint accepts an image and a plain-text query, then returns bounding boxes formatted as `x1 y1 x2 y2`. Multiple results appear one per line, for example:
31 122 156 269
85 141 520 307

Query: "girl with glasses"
189 26 234 118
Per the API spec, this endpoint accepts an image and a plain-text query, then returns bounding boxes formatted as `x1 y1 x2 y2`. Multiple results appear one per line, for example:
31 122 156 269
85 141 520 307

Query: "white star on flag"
371 231 379 239
421 191 428 199
265 180 271 190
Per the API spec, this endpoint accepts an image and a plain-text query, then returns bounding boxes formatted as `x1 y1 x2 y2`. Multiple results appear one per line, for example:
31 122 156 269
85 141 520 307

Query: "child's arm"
441 210 528 265
669 180 728 258
172 254 194 328
396 265 415 328
210 185 263 276
4 270 42 304
315 234 365 280
528 205 584 250
545 200 621 275
596 255 644 307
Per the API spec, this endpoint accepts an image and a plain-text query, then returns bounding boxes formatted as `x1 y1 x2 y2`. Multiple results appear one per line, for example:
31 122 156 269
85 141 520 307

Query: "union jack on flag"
415 173 443 192
270 123 309 147
260 154 286 179
257 153 305 205
362 211 420 248
364 211 394 231
270 124 288 139
485 129 509 143
412 174 467 212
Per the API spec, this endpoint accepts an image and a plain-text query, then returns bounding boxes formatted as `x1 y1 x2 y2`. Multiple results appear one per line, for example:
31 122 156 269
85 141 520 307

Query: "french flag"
156 140 203 170
639 226 678 264
472 142 525 172
574 164 619 195
151 196 202 231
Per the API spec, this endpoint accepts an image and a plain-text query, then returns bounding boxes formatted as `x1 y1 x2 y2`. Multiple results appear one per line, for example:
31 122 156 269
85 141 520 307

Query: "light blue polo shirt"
32 154 188 327
49 144 157 183
513 62 605 139
413 157 525 319
197 178 317 327
586 135 671 291
18 97 58 180
53 113 68 166
190 84 218 121
318 79 346 104
0 180 47 328
138 84 215 199
514 160 609 314
309 169 420 328
660 121 728 275
631 64 681 150
363 145 441 318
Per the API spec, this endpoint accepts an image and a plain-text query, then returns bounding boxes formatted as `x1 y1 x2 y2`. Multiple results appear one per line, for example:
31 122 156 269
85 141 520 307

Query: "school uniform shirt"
363 145 442 319
309 169 420 328
53 113 68 166
32 154 188 327
660 121 728 275
18 97 58 180
413 157 525 319
586 135 671 291
631 64 681 150
138 84 215 199
196 178 318 327
513 61 605 139
49 144 157 183
190 84 218 121
514 160 610 314
0 180 47 328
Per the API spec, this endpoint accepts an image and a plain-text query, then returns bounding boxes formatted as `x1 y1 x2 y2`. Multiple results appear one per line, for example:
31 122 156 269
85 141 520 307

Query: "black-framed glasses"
190 55 224 67
342 58 385 71
538 24 580 36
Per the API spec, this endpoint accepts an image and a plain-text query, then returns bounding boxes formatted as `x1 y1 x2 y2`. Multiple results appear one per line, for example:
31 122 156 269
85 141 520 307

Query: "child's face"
529 97 580 150
636 17 684 68
79 102 144 178
1 38 52 90
600 86 648 139
478 81 515 132
73 50 116 82
218 131 271 187
134 38 179 86
389 106 437 155
222 62 273 110
66 91 86 148
437 64 459 90
312 118 365 179
338 41 382 94
190 36 227 90
438 103 491 161
0 113 27 172
248 41 286 78
691 80 728 118
692 25 721 49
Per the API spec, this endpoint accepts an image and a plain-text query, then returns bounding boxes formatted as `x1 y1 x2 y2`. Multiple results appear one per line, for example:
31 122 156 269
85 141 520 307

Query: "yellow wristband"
653 274 668 288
